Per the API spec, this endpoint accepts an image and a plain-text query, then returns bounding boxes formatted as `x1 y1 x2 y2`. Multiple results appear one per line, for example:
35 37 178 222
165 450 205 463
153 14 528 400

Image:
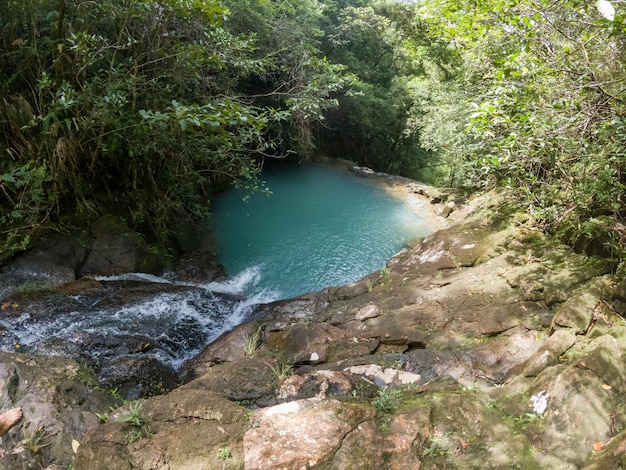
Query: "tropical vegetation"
2 0 626 269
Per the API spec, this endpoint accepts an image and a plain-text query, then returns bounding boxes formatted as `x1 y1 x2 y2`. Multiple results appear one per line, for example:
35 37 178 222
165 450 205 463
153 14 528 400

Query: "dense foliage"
0 0 351 251
414 0 626 264
2 0 626 267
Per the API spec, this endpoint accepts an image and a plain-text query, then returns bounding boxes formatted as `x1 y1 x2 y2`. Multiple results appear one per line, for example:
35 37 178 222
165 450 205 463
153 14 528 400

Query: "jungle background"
1 0 625 269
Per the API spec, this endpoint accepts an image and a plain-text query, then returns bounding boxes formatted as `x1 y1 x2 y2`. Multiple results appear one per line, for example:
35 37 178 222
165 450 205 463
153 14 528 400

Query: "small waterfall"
0 268 279 372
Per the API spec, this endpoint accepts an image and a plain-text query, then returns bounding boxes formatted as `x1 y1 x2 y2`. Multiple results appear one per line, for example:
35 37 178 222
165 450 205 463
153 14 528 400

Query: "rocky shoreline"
2 184 626 468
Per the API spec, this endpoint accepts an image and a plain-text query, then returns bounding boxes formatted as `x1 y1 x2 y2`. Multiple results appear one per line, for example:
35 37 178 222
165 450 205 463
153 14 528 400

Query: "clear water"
210 163 435 300
0 164 434 380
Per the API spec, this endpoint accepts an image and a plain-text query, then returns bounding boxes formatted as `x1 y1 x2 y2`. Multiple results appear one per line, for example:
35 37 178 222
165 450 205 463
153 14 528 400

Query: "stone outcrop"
0 215 170 301
0 353 118 469
2 191 626 469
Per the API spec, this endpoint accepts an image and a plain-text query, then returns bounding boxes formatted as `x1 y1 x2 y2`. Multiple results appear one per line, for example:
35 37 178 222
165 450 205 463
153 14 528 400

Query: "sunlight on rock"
530 390 548 414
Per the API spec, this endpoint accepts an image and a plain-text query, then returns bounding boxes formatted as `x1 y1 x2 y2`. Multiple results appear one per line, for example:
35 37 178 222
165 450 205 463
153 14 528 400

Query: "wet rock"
100 356 179 400
174 252 226 283
182 323 261 380
0 279 245 400
351 165 378 177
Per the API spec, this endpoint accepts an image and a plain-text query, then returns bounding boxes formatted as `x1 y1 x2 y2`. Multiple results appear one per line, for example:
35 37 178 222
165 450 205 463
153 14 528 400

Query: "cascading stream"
0 270 278 373
0 163 435 391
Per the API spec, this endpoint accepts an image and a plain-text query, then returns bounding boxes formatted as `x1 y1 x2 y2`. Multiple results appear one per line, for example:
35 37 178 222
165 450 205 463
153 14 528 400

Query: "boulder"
75 388 249 470
0 352 118 469
0 236 87 300
178 357 278 407
182 323 262 381
266 322 345 364
81 215 165 275
244 398 374 469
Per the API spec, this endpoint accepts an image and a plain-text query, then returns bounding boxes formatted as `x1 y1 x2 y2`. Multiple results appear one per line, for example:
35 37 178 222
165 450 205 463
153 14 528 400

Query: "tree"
416 0 626 261
316 1 439 181
0 0 352 253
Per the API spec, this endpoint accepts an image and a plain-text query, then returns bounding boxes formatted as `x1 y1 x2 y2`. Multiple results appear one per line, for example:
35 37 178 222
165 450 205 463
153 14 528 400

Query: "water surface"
210 163 434 300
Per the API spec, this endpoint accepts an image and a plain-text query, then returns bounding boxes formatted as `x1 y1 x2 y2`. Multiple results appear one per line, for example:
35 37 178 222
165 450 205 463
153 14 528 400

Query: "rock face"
0 353 118 469
0 215 169 301
80 214 162 276
3 192 626 469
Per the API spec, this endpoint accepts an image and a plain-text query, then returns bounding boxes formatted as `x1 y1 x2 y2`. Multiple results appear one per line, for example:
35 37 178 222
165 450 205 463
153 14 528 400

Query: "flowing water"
0 163 435 378
210 162 435 300
0 271 275 374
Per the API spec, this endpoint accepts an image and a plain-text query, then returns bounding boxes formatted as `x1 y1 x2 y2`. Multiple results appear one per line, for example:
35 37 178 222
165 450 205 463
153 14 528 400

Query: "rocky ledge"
2 192 626 469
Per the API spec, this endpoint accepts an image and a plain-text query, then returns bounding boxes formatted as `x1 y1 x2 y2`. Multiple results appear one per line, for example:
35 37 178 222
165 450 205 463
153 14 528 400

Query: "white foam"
202 266 263 295
95 273 173 284
3 265 281 371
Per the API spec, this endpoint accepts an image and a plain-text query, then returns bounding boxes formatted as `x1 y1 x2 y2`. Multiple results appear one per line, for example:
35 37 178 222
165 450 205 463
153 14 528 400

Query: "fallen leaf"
602 384 612 390
460 439 470 449
594 441 604 452
72 439 80 453
1 302 10 310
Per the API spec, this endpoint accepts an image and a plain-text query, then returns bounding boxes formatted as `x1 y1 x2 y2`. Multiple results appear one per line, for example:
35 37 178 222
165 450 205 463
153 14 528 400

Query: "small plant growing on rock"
115 399 154 443
124 429 145 444
378 266 392 291
270 356 293 383
22 424 55 454
117 399 145 427
372 387 402 413
217 447 232 460
422 430 452 458
243 325 263 358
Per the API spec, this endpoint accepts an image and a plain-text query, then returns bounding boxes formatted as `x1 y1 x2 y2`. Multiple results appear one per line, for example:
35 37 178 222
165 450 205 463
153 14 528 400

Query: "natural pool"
0 163 437 379
210 162 436 300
